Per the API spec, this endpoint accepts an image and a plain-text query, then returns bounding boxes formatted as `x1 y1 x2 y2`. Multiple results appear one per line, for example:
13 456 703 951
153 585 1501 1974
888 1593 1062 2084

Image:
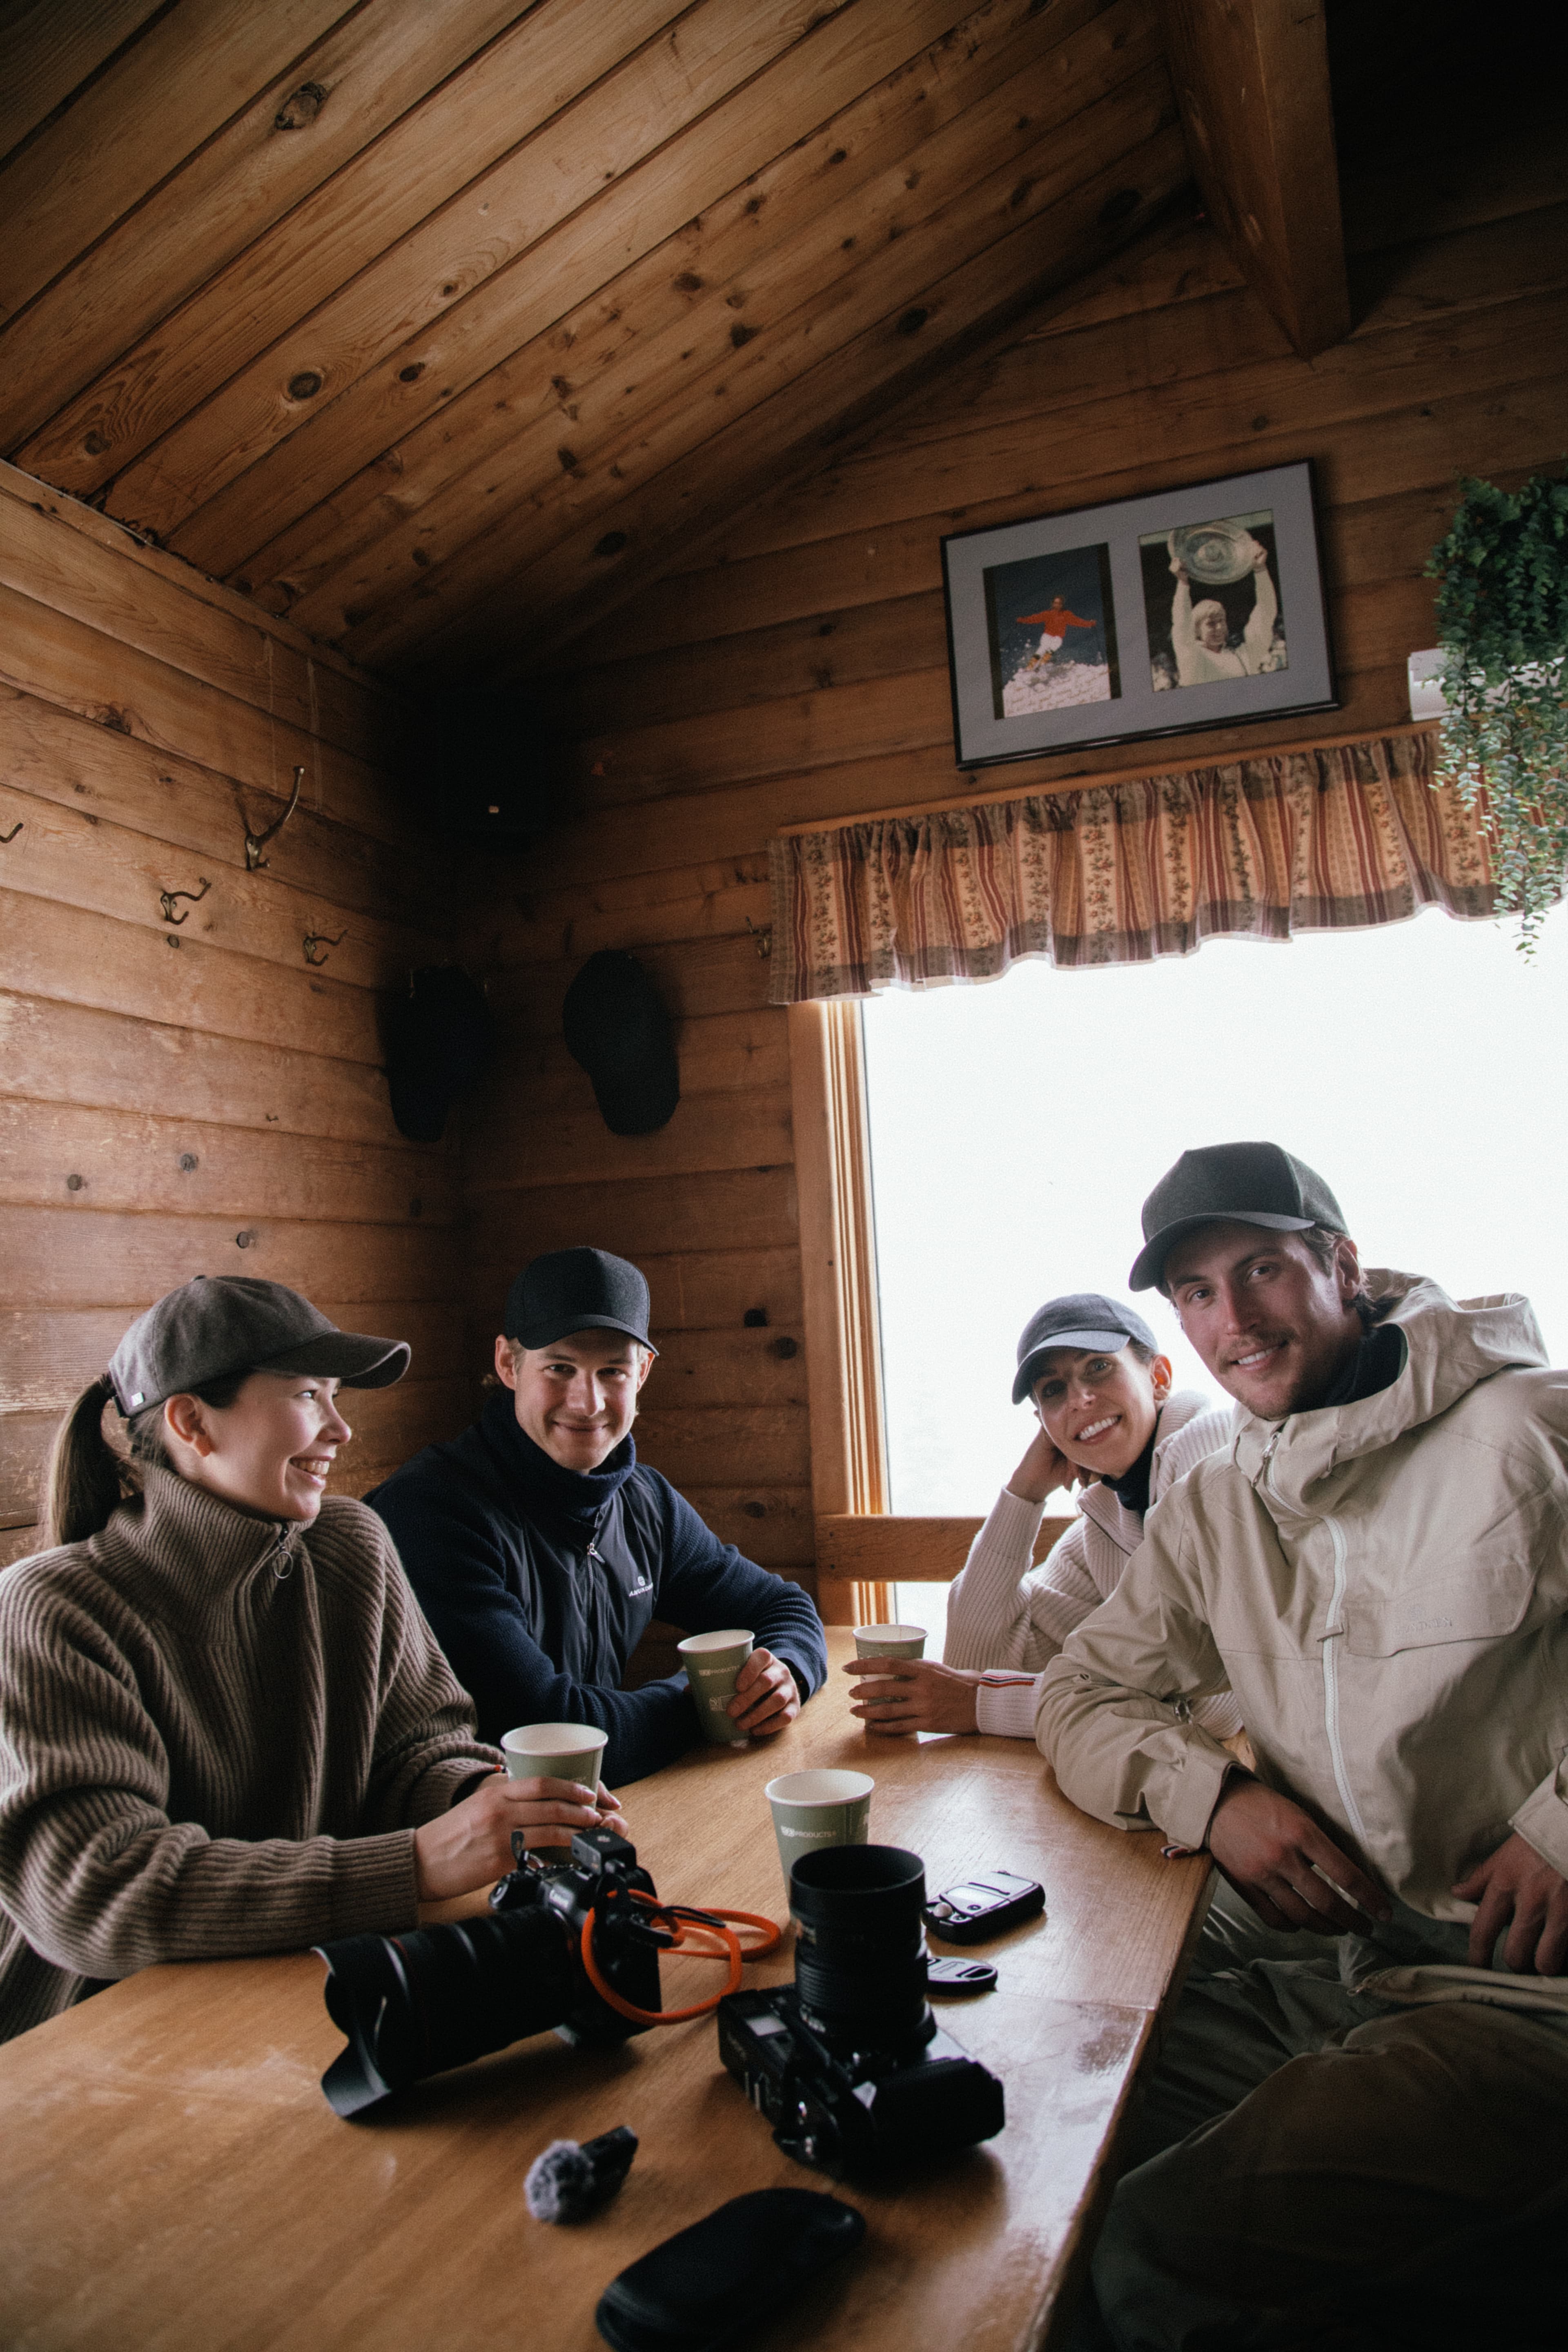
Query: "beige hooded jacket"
1035 1274 1568 1924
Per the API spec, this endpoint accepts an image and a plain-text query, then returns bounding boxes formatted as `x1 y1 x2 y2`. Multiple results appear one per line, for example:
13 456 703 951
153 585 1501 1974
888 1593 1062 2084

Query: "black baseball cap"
503 1247 659 1357
1130 1142 1348 1292
563 951 679 1137
1012 1294 1159 1405
107 1277 410 1416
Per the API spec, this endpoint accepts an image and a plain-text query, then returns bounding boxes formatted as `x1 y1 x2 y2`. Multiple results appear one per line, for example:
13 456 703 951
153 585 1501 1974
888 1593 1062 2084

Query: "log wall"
0 464 465 1565
468 128 1568 1605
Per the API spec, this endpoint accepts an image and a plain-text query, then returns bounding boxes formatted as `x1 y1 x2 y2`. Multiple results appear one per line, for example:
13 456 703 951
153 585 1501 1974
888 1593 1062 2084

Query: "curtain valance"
767 729 1495 1004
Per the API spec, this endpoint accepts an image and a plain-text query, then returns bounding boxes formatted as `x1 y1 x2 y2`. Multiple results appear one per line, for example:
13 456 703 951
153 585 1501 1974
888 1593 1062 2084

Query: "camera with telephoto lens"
314 1826 664 2117
716 1844 1005 2175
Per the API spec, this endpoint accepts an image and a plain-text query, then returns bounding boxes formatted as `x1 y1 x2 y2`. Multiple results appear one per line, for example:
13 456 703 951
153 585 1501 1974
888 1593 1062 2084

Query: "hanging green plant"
1425 470 1568 949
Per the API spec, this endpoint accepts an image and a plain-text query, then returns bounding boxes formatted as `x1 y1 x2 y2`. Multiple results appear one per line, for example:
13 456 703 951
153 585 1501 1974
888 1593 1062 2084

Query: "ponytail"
42 1375 127 1549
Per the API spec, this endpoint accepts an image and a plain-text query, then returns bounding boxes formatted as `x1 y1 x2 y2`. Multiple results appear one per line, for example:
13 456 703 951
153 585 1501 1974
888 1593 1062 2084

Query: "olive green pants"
1089 1891 1568 2352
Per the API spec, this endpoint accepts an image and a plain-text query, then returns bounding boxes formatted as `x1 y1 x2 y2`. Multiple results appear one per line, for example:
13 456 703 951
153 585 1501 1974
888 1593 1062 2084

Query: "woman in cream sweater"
845 1294 1241 1742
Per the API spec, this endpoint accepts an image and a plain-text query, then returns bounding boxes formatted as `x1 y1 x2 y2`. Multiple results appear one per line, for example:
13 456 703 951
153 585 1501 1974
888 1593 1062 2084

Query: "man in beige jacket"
1037 1141 1568 2351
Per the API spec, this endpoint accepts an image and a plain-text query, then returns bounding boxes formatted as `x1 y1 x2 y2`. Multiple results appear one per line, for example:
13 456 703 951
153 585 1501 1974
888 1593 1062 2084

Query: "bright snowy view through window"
863 903 1568 1646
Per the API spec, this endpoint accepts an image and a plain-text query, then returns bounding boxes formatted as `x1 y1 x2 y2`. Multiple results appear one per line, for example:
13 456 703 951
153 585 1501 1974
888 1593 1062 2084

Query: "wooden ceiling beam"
1156 0 1350 356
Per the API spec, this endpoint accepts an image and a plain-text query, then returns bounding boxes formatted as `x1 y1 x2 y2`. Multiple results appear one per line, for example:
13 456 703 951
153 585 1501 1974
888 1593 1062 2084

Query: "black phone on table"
923 1870 1046 1944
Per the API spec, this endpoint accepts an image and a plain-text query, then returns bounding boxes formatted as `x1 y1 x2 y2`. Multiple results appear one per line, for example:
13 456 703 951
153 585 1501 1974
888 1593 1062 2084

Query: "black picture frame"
940 460 1336 769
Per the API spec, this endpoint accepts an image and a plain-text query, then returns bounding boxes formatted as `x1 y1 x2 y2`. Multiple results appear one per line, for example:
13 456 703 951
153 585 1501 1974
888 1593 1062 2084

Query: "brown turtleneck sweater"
0 1467 501 2042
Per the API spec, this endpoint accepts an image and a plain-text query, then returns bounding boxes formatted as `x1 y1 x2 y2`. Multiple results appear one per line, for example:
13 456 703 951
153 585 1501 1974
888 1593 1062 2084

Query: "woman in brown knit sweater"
0 1276 625 2043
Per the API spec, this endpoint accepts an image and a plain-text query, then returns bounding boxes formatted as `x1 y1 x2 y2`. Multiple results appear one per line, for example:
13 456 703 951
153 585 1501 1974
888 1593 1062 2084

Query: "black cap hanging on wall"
562 950 679 1136
384 965 497 1142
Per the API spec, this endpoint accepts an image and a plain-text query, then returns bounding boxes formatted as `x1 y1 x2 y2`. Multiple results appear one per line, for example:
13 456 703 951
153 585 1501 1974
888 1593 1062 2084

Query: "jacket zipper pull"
271 1525 294 1581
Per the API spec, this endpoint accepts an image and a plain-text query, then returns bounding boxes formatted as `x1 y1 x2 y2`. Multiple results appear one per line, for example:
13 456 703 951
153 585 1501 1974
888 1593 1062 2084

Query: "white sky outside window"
862 902 1568 1641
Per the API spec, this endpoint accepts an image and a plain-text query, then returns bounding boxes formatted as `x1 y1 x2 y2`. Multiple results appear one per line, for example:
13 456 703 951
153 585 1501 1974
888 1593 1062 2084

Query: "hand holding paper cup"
853 1624 926 1722
501 1721 610 1792
765 1769 873 1890
677 1628 754 1747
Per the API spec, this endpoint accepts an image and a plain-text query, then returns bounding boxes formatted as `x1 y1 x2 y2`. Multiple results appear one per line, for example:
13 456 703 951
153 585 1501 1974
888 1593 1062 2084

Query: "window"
863 904 1568 1588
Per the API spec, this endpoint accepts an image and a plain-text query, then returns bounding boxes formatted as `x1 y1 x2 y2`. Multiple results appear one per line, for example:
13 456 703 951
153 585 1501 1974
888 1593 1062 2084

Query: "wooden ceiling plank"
13 0 686 493
94 0 859 543
1156 0 1350 358
0 0 167 168
341 102 1189 669
0 0 531 454
0 0 358 328
192 0 1065 592
274 0 1160 639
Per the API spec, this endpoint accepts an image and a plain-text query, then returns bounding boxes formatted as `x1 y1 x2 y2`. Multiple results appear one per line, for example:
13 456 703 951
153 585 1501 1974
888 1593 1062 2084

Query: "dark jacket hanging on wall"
365 1391 827 1784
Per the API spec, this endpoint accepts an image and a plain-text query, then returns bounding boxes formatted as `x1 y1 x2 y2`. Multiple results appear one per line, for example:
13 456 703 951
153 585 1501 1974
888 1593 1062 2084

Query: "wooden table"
0 1632 1211 2351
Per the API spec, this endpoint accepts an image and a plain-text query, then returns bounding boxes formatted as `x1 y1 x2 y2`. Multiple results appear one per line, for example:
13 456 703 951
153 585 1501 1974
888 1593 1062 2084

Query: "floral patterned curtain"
767 730 1495 1004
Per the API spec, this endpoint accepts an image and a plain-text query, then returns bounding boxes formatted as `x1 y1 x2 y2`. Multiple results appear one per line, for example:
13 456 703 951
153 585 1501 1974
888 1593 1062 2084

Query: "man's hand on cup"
727 1647 800 1739
1453 1832 1568 1975
842 1656 983 1737
1206 1778 1390 1934
413 1771 627 1902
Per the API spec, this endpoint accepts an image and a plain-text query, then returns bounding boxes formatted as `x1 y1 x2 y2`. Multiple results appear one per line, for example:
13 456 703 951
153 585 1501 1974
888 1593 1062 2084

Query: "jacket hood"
1230 1270 1548 1507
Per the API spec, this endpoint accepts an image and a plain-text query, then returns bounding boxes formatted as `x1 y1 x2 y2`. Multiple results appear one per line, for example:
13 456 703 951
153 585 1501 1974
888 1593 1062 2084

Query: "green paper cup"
765 1768 873 1889
677 1628 755 1746
853 1624 927 1660
500 1721 609 1793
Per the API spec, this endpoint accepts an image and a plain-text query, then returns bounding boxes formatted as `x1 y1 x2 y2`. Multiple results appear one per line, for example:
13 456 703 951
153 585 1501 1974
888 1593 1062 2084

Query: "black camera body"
717 1987 1004 2174
717 1843 1004 2176
315 1827 663 2117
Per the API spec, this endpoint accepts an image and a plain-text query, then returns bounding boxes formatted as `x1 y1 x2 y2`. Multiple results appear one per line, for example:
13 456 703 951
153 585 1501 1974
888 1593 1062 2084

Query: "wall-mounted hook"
160 876 211 925
303 928 347 967
244 765 304 871
0 821 21 844
745 915 773 959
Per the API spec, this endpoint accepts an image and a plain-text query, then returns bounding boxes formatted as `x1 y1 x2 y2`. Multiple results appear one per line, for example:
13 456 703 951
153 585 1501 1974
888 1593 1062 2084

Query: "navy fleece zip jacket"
365 1392 827 1785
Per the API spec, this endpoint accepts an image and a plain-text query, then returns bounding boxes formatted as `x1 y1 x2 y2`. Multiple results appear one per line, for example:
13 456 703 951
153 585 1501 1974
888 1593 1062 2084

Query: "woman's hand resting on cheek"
413 1771 628 1902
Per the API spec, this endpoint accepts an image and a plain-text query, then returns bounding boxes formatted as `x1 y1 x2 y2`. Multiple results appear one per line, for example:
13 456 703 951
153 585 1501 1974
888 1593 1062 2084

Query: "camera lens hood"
790 1844 931 2047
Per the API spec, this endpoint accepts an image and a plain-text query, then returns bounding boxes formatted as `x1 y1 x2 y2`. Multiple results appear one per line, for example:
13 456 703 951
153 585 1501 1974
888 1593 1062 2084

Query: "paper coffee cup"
765 1769 873 1888
501 1722 610 1791
853 1625 927 1659
677 1628 754 1747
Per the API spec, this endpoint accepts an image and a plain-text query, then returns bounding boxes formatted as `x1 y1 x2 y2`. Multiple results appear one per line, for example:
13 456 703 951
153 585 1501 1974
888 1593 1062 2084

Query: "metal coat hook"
160 877 211 925
303 928 347 967
0 820 21 844
745 915 773 959
245 765 304 871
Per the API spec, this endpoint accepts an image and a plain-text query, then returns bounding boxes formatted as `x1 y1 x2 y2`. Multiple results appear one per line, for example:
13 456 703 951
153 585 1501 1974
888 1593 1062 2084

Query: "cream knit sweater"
0 1467 500 2041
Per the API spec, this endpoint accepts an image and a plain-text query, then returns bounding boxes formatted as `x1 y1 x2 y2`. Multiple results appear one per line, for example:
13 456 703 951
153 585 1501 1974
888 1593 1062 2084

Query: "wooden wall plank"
0 0 527 450
0 989 410 1150
463 1085 793 1192
0 687 431 933
634 1405 810 1490
0 472 398 765
0 777 442 995
4 1204 457 1311
0 0 352 324
0 1100 456 1227
0 581 428 857
467 1167 796 1274
0 885 383 1066
638 1327 808 1413
679 1485 813 1569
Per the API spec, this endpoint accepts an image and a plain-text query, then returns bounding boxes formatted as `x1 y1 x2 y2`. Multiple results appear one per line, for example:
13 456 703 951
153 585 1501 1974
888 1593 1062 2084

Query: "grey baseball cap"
1130 1142 1348 1292
1012 1294 1159 1405
107 1276 410 1416
503 1247 659 1357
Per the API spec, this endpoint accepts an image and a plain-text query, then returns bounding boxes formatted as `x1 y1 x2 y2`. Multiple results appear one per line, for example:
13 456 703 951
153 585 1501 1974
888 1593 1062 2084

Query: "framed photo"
941 461 1336 768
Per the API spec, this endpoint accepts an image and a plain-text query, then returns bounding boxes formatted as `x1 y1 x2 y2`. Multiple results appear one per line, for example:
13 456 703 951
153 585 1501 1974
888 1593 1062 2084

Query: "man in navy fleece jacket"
367 1247 826 1785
